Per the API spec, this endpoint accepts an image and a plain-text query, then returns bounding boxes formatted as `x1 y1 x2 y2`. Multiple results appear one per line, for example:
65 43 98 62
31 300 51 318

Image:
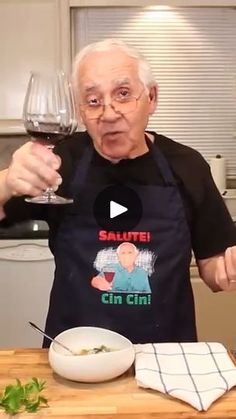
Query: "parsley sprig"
0 377 48 415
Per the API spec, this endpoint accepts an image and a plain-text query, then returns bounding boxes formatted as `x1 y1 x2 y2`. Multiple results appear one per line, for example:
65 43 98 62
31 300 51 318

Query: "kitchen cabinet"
0 0 62 125
191 270 236 350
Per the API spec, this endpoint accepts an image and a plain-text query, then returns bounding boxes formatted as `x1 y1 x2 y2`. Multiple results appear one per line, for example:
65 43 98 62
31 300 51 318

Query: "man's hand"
198 246 236 292
4 141 62 199
215 246 236 291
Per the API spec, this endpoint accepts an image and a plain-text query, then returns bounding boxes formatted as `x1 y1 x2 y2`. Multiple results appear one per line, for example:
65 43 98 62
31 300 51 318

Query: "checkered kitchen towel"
134 342 236 411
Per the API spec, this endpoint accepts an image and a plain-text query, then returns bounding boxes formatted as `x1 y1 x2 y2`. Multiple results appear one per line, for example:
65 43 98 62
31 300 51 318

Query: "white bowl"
48 326 135 383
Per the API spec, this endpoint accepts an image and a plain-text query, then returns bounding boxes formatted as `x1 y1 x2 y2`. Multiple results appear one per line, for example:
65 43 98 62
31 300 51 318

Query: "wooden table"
0 349 236 418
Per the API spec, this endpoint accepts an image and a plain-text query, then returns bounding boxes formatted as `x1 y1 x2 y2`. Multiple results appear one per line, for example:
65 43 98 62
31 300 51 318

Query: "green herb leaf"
0 378 48 415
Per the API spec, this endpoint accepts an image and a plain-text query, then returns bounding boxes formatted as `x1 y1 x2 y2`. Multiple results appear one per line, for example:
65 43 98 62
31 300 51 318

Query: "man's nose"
100 103 121 121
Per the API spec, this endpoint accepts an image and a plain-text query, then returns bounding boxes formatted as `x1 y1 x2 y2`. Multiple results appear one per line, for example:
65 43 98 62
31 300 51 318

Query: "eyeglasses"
79 89 145 120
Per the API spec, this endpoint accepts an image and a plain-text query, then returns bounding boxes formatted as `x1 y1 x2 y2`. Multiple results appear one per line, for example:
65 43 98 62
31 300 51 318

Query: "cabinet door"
192 278 236 349
0 0 61 121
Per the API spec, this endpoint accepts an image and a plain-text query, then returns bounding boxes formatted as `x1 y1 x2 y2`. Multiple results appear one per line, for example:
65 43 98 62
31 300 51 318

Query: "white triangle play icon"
110 200 128 219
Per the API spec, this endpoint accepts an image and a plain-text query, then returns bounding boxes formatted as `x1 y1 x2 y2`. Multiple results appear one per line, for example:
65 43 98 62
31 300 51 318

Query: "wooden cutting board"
0 348 236 418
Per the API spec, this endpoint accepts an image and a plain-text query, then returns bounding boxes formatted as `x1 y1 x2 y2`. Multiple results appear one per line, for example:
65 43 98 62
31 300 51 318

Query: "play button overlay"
110 201 127 219
94 185 142 231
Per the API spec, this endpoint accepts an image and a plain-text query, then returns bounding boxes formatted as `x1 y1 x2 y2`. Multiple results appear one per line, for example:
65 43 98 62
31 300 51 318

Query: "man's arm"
197 246 236 292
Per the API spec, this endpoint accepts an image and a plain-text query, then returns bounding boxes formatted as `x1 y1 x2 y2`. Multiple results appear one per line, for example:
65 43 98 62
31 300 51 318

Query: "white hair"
116 242 139 255
72 38 156 96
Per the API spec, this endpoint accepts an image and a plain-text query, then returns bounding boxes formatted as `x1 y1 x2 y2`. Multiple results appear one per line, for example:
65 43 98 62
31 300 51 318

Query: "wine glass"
23 70 77 204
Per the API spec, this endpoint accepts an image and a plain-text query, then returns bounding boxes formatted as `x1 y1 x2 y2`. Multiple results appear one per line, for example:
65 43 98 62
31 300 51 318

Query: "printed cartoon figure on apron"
91 242 155 293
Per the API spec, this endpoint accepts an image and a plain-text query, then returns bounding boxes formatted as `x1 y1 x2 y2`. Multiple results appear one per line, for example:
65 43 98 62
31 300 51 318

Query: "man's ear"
148 84 158 114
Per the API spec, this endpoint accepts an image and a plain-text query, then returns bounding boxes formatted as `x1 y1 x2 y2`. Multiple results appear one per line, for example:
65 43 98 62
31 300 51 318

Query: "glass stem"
44 187 56 201
45 144 56 200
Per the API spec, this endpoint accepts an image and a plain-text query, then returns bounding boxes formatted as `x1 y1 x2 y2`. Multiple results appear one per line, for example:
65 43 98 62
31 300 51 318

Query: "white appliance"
222 189 236 218
0 239 54 348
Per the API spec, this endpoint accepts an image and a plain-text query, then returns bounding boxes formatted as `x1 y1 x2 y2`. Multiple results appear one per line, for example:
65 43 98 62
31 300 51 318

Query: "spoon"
28 322 76 355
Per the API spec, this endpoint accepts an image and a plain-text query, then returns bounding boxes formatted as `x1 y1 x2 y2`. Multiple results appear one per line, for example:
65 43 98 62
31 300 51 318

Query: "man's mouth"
103 131 123 139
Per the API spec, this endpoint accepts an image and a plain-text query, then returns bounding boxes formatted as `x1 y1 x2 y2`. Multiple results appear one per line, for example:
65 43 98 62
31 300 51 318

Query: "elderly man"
0 38 235 346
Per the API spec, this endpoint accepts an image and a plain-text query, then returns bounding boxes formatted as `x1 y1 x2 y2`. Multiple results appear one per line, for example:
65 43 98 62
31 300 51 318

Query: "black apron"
43 138 195 347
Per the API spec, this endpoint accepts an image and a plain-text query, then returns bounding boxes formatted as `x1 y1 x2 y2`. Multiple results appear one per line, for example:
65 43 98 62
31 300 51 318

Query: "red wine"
27 129 66 145
25 122 72 146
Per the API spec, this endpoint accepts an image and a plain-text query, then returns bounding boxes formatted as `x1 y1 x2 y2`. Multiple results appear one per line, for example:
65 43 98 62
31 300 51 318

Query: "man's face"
77 49 157 160
117 244 138 269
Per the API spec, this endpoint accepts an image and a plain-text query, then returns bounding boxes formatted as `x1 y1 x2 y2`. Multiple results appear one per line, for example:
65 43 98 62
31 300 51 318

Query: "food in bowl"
48 326 135 383
77 345 115 355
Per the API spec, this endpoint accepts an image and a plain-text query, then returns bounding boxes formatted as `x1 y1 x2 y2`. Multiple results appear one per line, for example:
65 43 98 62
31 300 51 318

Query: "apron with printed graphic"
43 137 195 347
